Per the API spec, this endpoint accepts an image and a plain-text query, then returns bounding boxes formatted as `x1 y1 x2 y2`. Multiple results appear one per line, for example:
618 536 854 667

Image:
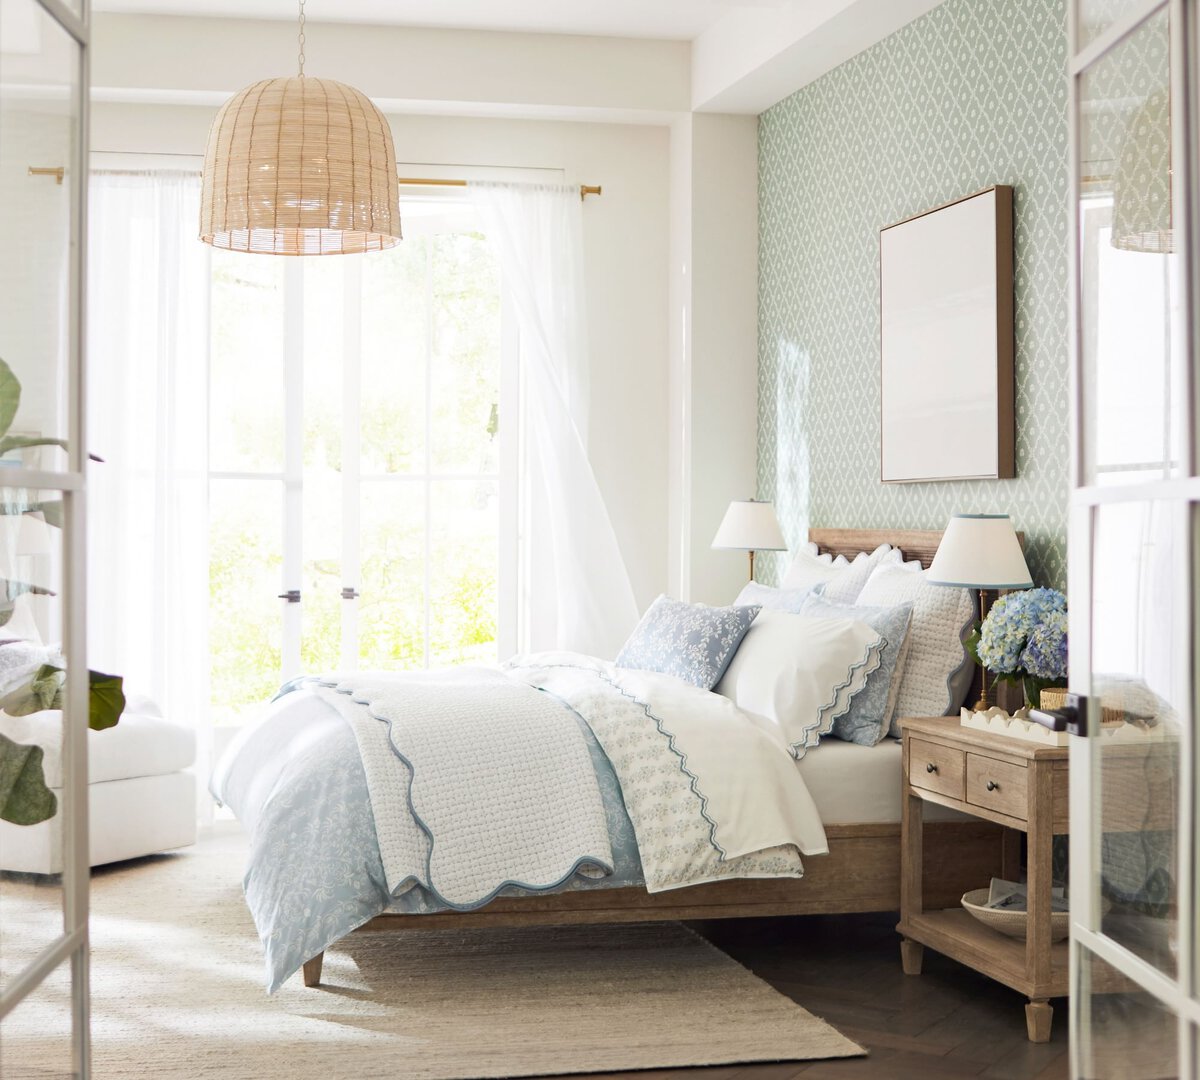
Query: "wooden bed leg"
1025 999 1053 1043
302 952 324 988
900 938 924 975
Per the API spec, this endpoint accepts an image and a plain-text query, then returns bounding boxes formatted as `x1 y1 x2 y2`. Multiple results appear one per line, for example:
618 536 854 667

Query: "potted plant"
0 358 124 827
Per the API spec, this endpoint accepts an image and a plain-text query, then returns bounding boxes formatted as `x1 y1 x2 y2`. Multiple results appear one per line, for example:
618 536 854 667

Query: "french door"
1068 1 1199 1076
208 205 516 728
0 0 91 1073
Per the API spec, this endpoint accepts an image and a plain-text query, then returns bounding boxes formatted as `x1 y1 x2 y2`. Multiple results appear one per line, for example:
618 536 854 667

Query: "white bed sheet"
794 737 969 824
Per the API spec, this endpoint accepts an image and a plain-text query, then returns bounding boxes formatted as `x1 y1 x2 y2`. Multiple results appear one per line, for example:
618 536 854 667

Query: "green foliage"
0 360 127 824
0 358 21 438
0 732 57 826
0 665 126 731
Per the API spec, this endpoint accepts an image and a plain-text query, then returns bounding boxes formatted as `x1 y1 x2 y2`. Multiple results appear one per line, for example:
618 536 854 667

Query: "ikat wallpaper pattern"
757 0 1068 589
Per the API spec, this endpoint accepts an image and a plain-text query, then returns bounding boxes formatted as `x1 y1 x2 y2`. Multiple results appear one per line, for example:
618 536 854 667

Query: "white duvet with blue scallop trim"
211 651 827 992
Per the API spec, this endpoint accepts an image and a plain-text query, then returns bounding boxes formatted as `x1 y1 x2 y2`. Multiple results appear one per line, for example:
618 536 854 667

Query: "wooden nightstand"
896 716 1068 1043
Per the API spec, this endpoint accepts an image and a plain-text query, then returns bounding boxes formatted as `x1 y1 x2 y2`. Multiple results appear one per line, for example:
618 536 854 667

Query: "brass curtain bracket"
29 166 65 185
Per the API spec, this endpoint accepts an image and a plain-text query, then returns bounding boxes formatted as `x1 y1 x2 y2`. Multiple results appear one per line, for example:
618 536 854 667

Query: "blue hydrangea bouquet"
967 587 1068 709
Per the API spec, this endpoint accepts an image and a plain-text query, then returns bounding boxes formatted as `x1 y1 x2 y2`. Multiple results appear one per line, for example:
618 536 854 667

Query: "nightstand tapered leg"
900 938 924 975
1025 999 1052 1042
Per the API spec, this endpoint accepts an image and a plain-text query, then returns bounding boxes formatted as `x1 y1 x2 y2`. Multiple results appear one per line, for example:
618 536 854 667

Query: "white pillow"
781 543 896 604
856 561 976 732
715 611 886 760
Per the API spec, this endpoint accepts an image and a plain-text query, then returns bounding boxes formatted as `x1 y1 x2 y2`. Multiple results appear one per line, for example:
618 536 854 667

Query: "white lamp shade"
927 514 1033 589
711 500 787 552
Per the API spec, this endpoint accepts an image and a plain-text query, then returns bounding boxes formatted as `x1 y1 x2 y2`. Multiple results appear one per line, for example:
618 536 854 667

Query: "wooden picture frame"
879 185 1015 483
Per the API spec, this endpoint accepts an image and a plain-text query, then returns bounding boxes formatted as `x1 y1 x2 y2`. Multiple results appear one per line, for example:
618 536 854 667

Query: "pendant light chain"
297 0 306 77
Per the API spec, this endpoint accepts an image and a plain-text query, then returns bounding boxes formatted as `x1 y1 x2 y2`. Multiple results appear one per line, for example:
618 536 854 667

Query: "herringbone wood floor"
551 912 1069 1080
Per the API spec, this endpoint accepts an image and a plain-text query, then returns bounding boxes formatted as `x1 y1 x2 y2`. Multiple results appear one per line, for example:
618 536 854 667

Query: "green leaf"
964 626 982 666
0 665 124 731
0 359 20 441
0 732 57 826
87 670 125 731
0 435 68 457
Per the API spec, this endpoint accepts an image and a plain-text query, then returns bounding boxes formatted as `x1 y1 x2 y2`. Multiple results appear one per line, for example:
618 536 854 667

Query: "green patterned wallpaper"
757 0 1068 588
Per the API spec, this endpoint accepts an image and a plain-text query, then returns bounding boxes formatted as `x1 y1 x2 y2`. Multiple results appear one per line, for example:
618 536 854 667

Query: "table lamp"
711 499 786 581
927 513 1033 710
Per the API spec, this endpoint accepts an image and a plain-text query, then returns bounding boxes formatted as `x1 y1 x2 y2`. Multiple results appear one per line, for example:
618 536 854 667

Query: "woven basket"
961 889 1070 942
1040 688 1126 728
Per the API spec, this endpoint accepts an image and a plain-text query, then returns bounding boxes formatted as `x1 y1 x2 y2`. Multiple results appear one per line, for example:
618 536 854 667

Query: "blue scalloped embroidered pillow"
616 595 760 690
799 594 914 746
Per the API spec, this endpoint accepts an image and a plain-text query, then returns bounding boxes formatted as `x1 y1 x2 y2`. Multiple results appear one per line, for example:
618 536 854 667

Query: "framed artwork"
879 185 1015 483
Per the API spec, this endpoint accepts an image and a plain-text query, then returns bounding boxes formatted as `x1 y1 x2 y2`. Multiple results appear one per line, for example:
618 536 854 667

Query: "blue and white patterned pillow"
616 595 760 690
799 595 914 746
734 580 824 613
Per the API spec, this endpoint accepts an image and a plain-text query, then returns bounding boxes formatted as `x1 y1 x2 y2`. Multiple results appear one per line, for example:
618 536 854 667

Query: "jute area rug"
2 827 864 1079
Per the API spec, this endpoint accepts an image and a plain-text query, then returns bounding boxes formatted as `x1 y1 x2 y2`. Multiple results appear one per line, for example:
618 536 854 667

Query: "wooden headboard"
807 528 945 569
807 526 1027 713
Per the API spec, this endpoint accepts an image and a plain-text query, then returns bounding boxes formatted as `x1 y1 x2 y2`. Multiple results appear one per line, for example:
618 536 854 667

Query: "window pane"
301 466 342 675
1077 11 1184 485
1075 947 1179 1079
1077 0 1159 50
209 252 285 473
429 478 499 667
430 231 502 474
1091 499 1184 977
0 960 73 1078
0 0 81 474
358 483 425 669
360 243 428 475
209 479 283 725
302 258 343 473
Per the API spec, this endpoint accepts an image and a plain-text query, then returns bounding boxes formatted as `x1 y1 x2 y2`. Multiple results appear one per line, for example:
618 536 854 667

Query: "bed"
213 528 1006 991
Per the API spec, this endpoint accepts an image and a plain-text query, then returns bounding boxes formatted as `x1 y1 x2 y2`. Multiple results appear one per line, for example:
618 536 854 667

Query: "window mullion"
281 259 304 681
423 241 433 669
342 257 362 671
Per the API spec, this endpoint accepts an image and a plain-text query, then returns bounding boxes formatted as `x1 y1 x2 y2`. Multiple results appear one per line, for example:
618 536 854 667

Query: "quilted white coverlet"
322 653 827 908
319 668 613 907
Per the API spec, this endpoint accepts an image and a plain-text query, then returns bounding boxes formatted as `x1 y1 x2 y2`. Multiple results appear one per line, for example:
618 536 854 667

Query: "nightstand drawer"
909 738 964 799
966 754 1028 820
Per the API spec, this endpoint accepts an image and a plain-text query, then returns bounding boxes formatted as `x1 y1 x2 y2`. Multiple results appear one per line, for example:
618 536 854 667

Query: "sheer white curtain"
87 172 211 812
474 181 638 658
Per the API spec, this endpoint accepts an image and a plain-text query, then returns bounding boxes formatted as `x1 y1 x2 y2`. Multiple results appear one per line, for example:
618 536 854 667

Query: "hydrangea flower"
976 587 1068 692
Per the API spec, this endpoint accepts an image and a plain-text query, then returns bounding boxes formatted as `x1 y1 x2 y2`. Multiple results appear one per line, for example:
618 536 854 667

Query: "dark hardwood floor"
547 912 1068 1080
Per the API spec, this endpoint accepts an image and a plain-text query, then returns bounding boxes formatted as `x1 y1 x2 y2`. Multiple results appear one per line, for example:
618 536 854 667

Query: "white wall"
92 102 672 612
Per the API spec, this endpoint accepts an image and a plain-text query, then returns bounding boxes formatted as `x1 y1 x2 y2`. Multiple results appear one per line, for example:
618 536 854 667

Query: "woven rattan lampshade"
200 75 401 256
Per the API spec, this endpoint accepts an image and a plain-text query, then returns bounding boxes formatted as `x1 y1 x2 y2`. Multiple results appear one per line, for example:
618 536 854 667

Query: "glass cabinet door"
0 0 91 1076
1068 1 1198 1077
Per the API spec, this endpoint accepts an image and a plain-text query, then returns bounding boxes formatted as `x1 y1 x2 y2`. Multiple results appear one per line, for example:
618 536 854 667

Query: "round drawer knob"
926 762 937 773
986 780 999 791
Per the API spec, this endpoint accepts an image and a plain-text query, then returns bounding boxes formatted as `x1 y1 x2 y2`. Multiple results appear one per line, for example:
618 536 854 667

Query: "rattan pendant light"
200 0 401 256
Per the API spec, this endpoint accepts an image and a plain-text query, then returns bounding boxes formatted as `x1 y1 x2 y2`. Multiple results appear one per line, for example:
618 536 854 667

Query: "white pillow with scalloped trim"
716 611 886 760
781 542 896 604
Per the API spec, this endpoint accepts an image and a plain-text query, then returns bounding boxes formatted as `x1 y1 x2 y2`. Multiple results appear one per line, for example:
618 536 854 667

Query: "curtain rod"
399 177 601 199
32 165 601 200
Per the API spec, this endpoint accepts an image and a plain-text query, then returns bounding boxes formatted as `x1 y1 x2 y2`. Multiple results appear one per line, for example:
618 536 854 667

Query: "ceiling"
90 0 784 40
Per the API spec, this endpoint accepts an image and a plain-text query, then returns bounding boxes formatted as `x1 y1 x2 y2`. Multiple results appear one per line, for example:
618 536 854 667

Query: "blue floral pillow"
616 595 760 690
799 594 914 746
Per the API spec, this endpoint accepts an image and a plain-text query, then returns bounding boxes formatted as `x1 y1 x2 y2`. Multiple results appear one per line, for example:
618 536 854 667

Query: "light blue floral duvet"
210 681 644 992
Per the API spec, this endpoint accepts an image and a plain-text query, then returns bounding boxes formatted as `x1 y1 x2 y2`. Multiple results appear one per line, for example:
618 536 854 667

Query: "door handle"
277 589 301 603
1030 692 1089 737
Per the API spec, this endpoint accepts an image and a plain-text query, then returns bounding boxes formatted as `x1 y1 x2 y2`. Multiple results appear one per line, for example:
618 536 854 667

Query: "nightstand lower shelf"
897 908 1067 999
